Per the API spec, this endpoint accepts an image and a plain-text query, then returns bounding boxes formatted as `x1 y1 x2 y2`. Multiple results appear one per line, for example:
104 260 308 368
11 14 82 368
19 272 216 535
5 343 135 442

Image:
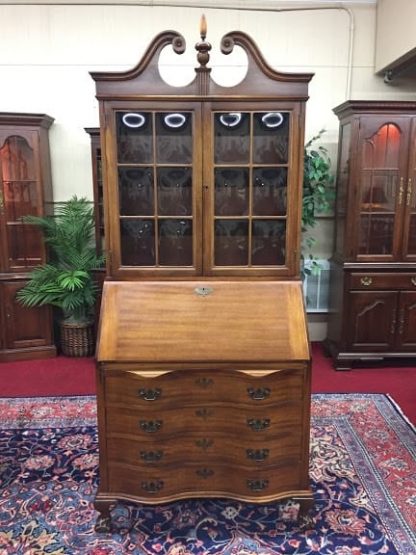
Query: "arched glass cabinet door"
355 118 411 261
110 106 203 276
204 106 296 276
0 132 44 271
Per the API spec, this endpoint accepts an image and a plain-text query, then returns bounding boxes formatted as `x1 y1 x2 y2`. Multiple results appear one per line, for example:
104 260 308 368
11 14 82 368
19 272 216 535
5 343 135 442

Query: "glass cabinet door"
114 109 200 274
0 132 43 271
209 110 291 274
356 120 409 260
403 118 416 261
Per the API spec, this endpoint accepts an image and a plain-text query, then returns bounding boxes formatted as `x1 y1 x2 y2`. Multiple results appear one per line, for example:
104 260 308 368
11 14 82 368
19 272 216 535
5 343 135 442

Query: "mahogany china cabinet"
0 113 56 361
91 21 314 531
325 101 416 370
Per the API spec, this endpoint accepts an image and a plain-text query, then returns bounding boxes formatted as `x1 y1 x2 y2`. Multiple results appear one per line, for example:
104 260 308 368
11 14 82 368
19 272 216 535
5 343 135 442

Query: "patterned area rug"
0 393 415 555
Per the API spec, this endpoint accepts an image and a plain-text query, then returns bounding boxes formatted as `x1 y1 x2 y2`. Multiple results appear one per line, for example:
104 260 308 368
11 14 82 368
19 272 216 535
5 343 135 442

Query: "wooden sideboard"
95 280 312 530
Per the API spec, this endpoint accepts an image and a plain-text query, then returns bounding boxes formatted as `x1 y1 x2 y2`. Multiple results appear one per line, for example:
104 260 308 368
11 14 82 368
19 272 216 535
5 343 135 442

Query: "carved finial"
195 14 211 69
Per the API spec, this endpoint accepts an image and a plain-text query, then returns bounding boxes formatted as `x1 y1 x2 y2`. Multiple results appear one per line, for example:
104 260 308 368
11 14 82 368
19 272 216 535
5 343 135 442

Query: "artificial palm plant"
17 196 105 356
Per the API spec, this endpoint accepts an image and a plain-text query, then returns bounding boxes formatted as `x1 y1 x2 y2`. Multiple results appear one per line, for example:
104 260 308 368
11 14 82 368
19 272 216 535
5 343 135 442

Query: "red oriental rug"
0 393 415 555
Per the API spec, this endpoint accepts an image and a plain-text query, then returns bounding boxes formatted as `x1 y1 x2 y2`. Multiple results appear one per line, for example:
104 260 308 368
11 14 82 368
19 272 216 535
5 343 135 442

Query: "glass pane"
4 181 38 221
156 112 192 164
158 219 192 266
252 168 287 216
363 124 400 169
214 112 249 164
120 219 155 266
214 168 249 216
335 123 351 254
361 170 397 212
0 136 38 226
118 167 154 216
214 220 248 266
253 112 289 164
358 215 394 255
7 224 42 267
408 214 416 255
252 220 286 265
116 112 153 164
0 136 35 181
358 123 401 256
157 167 192 216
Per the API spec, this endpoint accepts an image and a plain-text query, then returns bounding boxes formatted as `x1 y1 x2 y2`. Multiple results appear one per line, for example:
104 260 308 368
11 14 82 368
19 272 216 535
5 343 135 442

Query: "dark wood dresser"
95 280 312 529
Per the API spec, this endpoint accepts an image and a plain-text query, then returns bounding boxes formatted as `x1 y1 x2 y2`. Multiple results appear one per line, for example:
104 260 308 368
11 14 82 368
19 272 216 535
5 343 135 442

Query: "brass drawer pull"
247 479 269 491
195 408 214 419
195 438 213 450
196 377 214 388
246 448 270 462
247 418 270 431
247 387 271 401
140 450 164 463
141 480 164 493
196 468 214 479
360 276 373 286
411 277 416 287
139 420 163 433
138 388 162 401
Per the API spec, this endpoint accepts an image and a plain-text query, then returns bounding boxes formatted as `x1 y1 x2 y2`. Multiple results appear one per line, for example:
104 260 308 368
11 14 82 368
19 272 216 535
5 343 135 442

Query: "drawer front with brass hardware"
106 433 303 469
105 368 306 409
107 459 302 501
350 273 416 290
105 402 303 438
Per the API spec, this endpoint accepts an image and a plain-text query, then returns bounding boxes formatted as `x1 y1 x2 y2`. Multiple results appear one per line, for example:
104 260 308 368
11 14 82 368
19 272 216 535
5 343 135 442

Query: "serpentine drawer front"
95 280 313 525
104 367 306 408
107 460 303 502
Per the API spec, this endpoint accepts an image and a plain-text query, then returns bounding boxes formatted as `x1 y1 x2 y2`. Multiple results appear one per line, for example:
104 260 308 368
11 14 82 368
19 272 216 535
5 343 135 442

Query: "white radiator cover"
302 259 330 313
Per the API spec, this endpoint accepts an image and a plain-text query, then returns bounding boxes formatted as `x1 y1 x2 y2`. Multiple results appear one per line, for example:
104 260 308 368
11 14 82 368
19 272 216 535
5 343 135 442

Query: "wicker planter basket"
60 320 95 357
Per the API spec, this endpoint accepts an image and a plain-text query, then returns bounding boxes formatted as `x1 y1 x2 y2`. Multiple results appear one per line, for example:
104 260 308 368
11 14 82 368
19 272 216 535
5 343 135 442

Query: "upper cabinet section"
0 113 54 273
333 101 416 264
91 19 313 279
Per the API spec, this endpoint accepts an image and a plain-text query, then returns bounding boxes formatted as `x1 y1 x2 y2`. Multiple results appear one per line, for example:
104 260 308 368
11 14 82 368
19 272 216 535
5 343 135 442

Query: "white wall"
375 0 416 73
1 1 414 339
2 1 411 201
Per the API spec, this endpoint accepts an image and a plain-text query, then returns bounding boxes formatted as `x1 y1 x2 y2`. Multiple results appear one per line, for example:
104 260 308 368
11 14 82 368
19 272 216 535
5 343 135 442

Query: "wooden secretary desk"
91 19 314 531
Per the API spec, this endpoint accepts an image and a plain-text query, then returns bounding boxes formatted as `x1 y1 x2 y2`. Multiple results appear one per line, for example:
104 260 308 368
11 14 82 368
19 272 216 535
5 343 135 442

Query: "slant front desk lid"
97 281 310 365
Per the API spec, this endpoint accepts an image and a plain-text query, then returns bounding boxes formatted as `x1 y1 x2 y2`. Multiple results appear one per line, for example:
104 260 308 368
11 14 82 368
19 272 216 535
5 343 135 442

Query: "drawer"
349 272 416 290
106 433 303 468
107 460 303 501
105 402 304 437
104 367 306 409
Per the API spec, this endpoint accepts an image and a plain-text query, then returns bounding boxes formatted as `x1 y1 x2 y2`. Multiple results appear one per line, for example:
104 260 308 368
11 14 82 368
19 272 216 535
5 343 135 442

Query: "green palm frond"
18 195 105 322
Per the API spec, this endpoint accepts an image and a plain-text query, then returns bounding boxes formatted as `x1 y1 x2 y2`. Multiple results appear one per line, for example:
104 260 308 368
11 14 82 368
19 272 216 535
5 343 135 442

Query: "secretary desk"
91 18 314 531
